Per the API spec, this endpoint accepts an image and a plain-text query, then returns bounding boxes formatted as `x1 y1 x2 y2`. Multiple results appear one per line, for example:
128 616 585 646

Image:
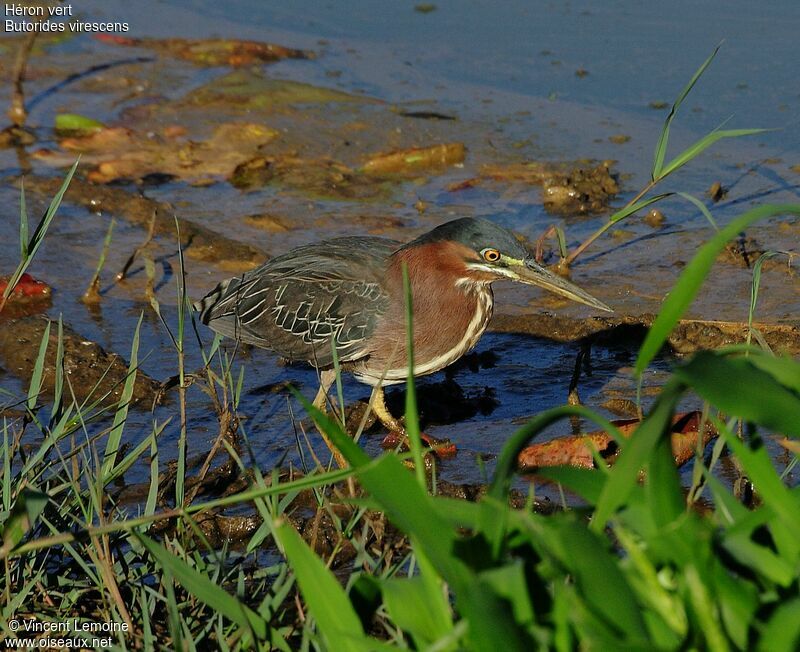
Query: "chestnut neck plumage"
353 241 494 386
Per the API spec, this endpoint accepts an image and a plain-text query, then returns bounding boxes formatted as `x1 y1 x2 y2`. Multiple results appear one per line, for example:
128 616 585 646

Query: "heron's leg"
370 385 404 433
311 369 348 469
372 386 459 457
312 369 336 413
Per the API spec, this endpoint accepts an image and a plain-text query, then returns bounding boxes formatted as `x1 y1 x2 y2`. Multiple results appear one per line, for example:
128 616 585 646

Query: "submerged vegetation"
1 43 799 652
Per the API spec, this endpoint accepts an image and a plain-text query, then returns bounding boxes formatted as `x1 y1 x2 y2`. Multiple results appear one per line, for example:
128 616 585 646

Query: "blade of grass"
636 204 800 374
652 45 720 180
1 159 79 309
659 128 767 180
101 313 142 481
677 191 718 230
592 378 685 531
135 532 268 643
401 263 425 488
273 519 369 651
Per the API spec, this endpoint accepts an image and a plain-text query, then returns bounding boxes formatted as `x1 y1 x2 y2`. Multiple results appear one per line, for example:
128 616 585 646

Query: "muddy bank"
21 175 266 272
0 316 160 406
490 312 800 356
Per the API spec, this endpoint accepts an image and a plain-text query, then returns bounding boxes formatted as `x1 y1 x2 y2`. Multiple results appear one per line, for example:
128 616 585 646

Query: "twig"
115 209 157 282
7 30 38 128
562 180 657 269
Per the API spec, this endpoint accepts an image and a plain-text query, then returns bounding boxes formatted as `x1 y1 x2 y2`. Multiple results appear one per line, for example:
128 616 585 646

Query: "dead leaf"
0 273 51 301
35 123 278 184
362 143 465 176
96 34 313 67
517 411 716 471
182 70 371 112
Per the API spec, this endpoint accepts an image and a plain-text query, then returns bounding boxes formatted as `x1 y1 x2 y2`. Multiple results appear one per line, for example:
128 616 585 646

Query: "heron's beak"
512 259 613 312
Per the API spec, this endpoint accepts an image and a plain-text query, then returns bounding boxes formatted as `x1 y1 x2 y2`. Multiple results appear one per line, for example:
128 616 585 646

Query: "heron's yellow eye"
482 248 501 263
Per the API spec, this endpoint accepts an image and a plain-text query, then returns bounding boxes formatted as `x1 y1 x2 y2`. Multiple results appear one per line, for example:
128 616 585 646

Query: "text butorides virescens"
195 218 611 460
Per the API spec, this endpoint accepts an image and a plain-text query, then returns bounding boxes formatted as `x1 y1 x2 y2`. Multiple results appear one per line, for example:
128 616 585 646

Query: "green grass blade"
748 252 780 345
652 45 720 180
537 466 607 505
608 193 672 225
757 598 800 652
381 547 453 647
50 316 65 425
273 519 369 651
550 517 650 642
677 191 718 230
101 313 142 480
19 178 28 258
712 420 800 540
26 321 51 412
658 128 767 180
674 352 800 438
592 378 684 531
636 204 800 375
0 487 49 559
401 263 425 488
135 532 268 643
292 388 370 467
3 160 79 302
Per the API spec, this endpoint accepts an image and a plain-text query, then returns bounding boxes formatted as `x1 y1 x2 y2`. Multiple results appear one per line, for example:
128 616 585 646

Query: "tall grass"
563 46 764 268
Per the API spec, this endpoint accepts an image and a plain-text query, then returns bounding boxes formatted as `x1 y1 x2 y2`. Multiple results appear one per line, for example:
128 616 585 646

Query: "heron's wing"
195 237 398 366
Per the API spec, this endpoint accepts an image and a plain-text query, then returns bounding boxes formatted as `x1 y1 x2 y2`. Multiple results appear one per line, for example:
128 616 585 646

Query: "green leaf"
19 178 28 258
3 160 79 303
536 466 606 505
745 352 800 394
757 597 800 652
652 45 721 181
659 128 767 180
26 320 51 412
478 562 535 628
685 565 731 652
135 532 269 643
592 379 684 530
607 193 672 225
0 487 49 559
402 263 426 489
356 454 532 651
273 519 369 652
677 191 718 230
713 561 758 650
636 204 800 374
54 113 105 135
674 352 800 439
537 516 650 643
714 420 800 541
382 574 453 647
292 388 370 467
101 313 142 480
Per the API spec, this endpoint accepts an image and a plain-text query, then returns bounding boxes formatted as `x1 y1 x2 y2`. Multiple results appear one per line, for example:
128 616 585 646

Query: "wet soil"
0 316 160 406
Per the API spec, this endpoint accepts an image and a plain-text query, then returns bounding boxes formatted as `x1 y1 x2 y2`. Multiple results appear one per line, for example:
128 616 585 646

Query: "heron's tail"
193 277 239 325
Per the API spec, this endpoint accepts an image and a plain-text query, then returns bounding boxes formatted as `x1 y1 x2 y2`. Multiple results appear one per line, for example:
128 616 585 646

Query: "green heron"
195 217 611 461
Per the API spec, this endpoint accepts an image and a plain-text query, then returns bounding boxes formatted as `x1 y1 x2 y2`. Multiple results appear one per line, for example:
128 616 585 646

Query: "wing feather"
194 236 398 366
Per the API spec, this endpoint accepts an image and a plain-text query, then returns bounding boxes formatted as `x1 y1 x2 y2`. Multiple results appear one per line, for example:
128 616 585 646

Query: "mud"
22 176 266 271
490 313 800 356
0 316 160 406
449 160 619 215
96 35 314 67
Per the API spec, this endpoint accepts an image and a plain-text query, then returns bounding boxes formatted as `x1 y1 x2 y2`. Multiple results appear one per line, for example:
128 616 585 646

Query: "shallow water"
0 1 798 494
